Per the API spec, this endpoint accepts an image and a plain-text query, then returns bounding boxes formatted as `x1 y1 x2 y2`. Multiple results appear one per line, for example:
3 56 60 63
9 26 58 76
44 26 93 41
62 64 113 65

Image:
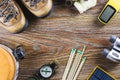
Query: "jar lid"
0 48 16 80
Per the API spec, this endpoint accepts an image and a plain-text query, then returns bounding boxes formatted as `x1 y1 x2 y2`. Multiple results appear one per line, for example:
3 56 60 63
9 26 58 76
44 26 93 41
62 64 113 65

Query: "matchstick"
62 48 76 80
73 57 87 80
66 46 86 80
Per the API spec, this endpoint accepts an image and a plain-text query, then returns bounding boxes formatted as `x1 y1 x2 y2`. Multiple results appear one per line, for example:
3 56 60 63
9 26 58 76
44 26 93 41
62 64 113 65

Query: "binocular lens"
103 49 109 57
110 35 117 43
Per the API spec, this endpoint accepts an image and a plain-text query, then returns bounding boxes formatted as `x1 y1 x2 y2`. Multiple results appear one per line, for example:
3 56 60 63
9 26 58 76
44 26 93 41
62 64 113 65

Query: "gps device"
99 5 116 23
98 0 120 24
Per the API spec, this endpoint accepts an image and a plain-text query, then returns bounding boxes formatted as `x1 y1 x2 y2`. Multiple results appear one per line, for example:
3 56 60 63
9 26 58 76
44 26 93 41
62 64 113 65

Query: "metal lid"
0 48 16 80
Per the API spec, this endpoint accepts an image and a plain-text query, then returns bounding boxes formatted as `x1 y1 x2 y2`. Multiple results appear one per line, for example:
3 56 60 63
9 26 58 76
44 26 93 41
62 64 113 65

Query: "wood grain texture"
0 0 120 80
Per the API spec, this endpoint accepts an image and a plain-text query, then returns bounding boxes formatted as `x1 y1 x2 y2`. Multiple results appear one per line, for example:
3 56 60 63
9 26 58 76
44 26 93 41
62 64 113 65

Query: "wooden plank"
0 0 120 80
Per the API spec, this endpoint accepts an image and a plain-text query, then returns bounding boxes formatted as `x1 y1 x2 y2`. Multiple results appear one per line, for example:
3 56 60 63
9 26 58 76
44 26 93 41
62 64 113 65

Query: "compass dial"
40 66 53 78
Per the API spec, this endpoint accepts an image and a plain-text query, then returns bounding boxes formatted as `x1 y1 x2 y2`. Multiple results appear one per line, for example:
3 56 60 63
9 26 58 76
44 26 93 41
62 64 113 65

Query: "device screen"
99 5 116 23
88 68 115 80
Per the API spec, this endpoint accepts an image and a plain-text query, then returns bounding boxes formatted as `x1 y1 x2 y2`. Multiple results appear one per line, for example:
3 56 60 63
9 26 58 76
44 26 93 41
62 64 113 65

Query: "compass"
39 62 57 79
28 62 57 80
39 65 53 78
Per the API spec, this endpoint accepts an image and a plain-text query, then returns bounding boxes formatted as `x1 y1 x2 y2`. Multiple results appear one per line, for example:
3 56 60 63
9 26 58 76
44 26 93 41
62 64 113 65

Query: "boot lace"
0 0 18 23
25 0 44 7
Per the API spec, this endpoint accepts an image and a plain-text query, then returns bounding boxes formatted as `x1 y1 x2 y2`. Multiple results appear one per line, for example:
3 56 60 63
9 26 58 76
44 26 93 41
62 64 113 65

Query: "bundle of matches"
62 46 87 80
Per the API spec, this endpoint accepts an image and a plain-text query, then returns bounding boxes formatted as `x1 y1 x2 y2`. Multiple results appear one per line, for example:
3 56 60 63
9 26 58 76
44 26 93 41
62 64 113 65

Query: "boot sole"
14 19 28 34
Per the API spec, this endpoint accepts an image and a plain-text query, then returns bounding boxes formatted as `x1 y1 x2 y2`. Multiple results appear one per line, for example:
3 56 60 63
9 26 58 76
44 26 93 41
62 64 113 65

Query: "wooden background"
1 0 120 80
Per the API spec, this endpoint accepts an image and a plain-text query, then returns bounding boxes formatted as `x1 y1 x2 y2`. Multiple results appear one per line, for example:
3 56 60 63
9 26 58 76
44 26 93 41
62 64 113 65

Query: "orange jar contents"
0 44 24 80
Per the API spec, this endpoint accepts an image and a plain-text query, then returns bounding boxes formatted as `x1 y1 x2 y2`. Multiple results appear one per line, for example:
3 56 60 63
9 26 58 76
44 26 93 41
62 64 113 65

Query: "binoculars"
103 35 120 62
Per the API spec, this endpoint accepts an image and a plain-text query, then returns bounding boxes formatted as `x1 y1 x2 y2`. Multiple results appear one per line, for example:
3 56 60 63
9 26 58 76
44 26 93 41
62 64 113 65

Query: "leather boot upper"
21 0 53 17
0 0 27 33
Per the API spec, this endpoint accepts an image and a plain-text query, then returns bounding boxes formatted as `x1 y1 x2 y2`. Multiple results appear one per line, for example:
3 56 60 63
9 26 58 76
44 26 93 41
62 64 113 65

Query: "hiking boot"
21 0 53 17
0 0 28 33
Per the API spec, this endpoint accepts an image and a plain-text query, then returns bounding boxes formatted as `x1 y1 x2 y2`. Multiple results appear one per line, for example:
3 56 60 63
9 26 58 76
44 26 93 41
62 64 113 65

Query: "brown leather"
21 0 53 17
0 0 27 33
